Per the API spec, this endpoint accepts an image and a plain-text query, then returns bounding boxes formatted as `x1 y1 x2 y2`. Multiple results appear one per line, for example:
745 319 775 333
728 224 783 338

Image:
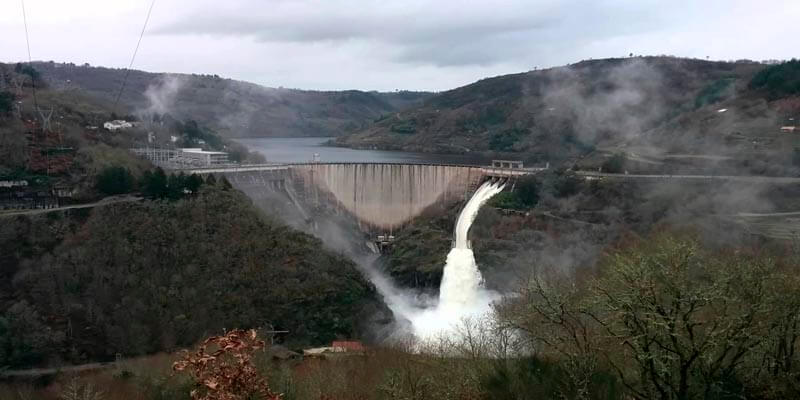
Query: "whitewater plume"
408 180 505 338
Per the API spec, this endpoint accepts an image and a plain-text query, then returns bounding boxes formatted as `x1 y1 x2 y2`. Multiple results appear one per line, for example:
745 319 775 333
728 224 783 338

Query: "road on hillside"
576 171 800 184
1 361 117 378
0 196 142 218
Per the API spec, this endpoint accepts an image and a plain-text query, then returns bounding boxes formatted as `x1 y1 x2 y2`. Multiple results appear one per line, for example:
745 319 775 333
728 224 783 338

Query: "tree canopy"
750 59 800 99
0 186 381 368
499 232 800 399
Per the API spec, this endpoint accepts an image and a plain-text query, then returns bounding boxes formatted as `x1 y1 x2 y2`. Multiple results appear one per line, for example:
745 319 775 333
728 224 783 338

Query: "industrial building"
177 148 229 166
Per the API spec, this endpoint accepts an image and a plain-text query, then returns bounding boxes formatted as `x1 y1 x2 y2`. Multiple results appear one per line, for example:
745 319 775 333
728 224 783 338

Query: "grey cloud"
152 0 660 67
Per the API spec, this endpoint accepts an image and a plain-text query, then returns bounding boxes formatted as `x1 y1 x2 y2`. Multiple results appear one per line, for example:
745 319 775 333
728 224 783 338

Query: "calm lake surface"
237 137 487 165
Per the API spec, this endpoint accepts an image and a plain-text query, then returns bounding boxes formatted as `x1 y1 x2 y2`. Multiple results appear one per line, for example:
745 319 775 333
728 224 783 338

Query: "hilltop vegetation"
750 59 800 99
25 61 430 138
337 57 799 173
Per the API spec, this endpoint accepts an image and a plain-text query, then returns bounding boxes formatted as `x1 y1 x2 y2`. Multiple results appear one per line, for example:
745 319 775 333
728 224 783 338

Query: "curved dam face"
291 164 484 230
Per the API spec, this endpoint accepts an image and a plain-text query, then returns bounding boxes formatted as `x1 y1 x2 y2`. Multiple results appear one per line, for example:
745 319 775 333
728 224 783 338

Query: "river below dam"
236 137 487 165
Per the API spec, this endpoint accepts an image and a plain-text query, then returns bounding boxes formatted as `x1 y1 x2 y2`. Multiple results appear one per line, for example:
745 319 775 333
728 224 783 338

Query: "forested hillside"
337 57 800 172
23 61 430 138
0 183 383 369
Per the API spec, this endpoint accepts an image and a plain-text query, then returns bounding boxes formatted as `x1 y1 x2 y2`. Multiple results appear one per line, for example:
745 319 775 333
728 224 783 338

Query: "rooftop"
179 148 228 155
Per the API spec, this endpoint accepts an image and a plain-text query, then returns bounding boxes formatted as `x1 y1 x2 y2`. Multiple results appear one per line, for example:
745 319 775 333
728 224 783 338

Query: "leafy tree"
750 59 800 99
0 301 63 368
0 91 13 115
14 63 41 82
515 176 539 207
166 172 187 200
185 173 204 194
141 167 168 199
95 166 135 195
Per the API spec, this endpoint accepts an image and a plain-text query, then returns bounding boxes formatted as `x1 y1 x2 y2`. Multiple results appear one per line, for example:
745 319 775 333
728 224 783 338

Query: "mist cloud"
142 74 185 116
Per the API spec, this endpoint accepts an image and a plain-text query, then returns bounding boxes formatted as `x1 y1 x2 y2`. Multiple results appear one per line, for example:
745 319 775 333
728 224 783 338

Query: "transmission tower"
37 106 53 132
11 76 25 97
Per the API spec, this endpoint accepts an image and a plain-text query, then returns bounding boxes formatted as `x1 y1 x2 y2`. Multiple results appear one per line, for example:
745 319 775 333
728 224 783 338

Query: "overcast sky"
1 0 798 91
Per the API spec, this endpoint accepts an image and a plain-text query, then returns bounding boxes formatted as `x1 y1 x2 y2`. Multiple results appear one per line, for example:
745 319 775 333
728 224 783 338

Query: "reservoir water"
236 137 487 165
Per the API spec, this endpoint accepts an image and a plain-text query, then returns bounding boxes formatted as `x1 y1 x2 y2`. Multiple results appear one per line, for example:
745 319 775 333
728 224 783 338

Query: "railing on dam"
179 162 546 176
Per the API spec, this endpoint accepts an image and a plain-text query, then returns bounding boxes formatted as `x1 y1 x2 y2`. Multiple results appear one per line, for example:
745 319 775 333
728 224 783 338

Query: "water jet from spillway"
407 180 505 339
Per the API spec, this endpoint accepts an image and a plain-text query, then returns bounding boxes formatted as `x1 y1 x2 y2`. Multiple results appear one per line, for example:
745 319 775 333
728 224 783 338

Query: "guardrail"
179 162 547 175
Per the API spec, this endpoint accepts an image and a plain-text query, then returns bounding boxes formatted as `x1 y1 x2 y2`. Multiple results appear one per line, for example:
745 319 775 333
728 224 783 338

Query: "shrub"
489 128 526 151
173 329 280 400
694 78 734 108
390 120 416 134
488 176 539 210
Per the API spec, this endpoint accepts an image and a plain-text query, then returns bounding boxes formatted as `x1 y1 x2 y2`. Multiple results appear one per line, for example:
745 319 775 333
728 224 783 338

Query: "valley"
2 53 800 399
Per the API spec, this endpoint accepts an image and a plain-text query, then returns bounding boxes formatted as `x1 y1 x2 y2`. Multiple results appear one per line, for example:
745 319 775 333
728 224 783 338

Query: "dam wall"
291 164 484 230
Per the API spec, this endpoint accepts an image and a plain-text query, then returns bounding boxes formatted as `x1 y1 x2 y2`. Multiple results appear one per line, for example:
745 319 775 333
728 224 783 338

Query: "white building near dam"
177 148 229 166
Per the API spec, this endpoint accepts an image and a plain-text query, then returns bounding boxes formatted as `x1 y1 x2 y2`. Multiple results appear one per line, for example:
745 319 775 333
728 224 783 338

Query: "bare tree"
500 233 800 400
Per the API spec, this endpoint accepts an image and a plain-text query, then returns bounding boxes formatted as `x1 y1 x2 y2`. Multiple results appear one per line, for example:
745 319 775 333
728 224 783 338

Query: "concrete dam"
292 164 484 229
212 163 528 231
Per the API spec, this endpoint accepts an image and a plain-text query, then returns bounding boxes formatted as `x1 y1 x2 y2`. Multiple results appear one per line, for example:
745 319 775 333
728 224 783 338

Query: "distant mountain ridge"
24 61 430 138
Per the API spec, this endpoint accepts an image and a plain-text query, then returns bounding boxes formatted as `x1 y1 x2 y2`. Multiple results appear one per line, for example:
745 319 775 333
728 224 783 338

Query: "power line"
20 0 37 109
113 0 156 115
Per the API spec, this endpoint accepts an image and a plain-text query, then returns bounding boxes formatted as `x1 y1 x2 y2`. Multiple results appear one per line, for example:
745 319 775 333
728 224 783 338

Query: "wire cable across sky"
113 0 157 114
20 0 38 109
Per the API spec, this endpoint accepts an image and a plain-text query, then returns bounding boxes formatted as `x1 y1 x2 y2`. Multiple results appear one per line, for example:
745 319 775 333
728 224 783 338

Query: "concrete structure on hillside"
177 148 229 166
492 160 524 168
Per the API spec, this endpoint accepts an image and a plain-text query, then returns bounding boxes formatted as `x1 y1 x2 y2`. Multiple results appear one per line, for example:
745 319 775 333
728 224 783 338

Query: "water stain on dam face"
292 164 484 230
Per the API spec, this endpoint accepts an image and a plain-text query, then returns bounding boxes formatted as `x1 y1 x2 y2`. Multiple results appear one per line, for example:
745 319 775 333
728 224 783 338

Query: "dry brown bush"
173 329 280 400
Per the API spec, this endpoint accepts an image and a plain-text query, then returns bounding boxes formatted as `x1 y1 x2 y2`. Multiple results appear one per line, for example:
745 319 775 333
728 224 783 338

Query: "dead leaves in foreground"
173 329 281 400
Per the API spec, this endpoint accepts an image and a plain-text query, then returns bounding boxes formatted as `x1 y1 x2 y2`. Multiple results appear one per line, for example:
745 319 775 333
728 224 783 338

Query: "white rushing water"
406 180 506 339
